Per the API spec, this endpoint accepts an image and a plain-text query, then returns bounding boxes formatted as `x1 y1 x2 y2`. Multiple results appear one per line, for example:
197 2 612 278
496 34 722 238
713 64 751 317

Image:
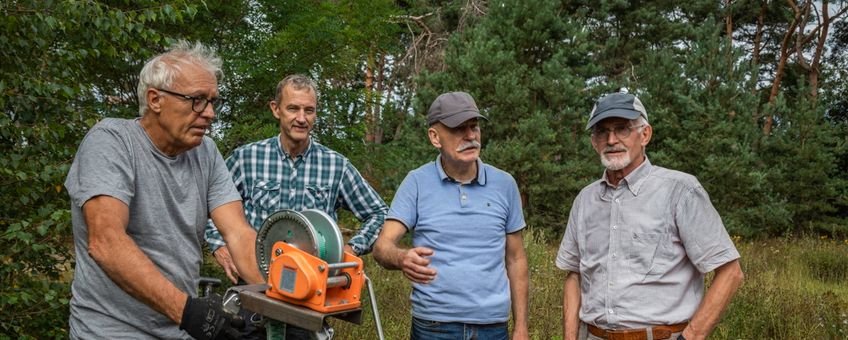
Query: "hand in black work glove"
179 294 245 340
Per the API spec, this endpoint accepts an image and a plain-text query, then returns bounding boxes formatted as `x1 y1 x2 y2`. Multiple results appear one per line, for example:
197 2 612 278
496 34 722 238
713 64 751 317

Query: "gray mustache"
456 140 481 152
603 146 627 153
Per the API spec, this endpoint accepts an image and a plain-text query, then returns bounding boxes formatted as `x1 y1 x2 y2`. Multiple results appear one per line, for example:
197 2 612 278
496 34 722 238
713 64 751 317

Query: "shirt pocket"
250 180 282 212
627 232 667 275
304 185 331 211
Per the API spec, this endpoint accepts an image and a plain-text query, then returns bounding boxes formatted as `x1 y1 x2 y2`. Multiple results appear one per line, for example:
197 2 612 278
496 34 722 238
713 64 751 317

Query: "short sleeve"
505 177 526 234
675 185 740 273
556 198 581 273
204 140 241 213
386 172 419 230
64 126 135 208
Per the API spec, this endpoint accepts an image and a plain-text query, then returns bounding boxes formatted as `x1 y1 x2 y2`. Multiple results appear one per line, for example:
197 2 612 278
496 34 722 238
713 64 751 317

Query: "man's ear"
146 88 163 114
428 126 442 149
640 124 653 147
269 100 280 120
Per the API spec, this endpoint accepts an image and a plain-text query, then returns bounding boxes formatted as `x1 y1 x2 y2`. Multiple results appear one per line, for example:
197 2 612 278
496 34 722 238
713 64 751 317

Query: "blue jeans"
411 317 508 340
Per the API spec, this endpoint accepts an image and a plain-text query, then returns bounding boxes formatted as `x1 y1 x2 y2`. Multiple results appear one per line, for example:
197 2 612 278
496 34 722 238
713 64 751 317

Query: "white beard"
600 148 632 171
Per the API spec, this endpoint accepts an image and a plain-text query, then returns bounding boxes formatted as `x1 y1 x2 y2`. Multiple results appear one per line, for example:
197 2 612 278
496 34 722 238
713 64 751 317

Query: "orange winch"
221 209 384 339
265 240 365 312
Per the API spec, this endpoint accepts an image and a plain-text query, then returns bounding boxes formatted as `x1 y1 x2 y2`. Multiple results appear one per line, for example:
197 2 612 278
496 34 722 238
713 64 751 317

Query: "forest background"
2 0 847 338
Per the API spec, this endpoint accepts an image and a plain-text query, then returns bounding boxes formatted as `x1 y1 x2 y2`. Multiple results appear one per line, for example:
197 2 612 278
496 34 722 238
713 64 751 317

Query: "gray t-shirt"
64 118 240 339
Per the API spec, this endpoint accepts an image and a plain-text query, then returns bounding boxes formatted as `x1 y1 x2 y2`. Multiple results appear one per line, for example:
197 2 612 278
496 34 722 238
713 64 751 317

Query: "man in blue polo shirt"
374 92 529 340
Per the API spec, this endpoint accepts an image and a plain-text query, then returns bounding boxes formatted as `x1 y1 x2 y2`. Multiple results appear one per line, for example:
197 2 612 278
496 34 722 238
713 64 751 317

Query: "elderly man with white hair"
65 41 263 339
557 91 744 340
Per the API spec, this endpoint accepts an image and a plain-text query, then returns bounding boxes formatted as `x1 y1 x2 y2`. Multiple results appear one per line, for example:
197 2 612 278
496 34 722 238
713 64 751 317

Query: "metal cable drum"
255 209 345 279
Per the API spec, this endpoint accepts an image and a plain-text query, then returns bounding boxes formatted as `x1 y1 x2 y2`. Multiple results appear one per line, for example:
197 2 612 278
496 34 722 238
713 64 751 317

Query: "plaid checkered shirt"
205 136 388 255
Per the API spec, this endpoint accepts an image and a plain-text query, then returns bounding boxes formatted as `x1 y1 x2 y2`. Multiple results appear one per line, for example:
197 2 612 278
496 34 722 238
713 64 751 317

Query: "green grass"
203 233 848 339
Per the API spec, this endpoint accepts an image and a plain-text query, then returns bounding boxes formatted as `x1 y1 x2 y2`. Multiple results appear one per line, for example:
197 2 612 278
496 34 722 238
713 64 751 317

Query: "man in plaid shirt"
204 73 388 284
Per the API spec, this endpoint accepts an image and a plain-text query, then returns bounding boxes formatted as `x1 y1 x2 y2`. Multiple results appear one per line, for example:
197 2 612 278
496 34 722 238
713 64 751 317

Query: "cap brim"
585 109 642 129
440 111 488 128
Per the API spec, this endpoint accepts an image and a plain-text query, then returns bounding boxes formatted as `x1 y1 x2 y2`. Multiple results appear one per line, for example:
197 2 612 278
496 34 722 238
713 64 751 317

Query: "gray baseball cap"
427 92 488 128
586 92 648 129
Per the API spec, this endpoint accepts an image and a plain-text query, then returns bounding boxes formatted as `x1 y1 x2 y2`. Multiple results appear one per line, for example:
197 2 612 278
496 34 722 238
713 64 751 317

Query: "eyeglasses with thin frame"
591 124 645 141
156 88 223 113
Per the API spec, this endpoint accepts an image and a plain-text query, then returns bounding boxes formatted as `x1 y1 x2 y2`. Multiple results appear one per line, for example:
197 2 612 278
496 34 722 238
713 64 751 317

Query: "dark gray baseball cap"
427 92 488 128
586 92 648 129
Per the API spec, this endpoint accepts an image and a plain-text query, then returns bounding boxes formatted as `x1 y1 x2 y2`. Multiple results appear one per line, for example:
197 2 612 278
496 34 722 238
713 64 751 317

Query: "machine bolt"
275 248 282 256
316 290 322 296
318 265 325 272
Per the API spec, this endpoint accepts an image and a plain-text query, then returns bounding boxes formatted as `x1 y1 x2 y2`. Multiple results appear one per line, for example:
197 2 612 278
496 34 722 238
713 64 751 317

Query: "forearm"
204 221 226 253
90 229 188 323
562 271 581 340
373 238 407 270
211 201 264 284
683 260 744 340
506 252 529 332
348 212 385 255
222 228 263 284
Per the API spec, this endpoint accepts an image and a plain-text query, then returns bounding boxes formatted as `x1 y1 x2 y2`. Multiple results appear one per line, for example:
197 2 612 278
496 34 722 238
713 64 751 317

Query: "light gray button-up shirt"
556 158 739 329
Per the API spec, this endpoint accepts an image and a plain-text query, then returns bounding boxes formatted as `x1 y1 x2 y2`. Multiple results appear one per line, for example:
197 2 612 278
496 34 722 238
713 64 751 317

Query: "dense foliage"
2 0 846 338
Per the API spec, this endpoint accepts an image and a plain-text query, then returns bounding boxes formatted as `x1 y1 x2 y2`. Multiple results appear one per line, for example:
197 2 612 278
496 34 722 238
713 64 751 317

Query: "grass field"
205 232 848 339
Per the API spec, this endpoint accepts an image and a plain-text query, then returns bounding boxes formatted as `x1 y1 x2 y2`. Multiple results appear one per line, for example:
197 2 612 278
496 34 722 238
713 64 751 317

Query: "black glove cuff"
180 295 227 340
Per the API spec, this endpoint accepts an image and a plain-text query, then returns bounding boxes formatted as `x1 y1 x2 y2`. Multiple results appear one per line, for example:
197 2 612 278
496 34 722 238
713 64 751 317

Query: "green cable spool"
300 209 344 275
255 209 345 279
255 210 318 280
315 229 327 261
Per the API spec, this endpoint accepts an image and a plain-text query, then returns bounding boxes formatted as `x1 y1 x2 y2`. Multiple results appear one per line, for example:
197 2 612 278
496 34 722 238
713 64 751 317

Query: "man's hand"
400 247 437 284
180 294 247 340
213 246 240 284
374 220 437 283
511 327 530 340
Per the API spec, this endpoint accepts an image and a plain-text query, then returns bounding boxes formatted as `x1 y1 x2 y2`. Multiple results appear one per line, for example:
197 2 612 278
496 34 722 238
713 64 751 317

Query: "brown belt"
587 323 687 340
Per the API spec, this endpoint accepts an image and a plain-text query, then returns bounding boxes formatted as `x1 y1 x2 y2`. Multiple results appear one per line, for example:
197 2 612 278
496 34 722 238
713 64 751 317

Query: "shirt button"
612 253 617 258
608 309 614 314
612 225 618 230
609 282 613 287
614 198 620 203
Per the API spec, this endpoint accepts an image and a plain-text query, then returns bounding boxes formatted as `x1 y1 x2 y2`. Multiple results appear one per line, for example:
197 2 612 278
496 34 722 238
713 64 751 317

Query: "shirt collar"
435 154 487 185
600 157 653 196
274 135 313 160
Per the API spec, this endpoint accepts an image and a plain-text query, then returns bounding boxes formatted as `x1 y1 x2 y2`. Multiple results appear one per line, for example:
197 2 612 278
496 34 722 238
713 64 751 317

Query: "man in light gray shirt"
65 41 263 339
556 91 744 340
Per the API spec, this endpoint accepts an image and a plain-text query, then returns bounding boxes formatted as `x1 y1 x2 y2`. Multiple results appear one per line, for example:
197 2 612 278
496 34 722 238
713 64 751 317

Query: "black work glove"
179 294 245 340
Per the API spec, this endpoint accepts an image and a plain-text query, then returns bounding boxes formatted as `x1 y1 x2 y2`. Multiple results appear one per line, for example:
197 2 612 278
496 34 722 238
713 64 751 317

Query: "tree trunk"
809 1 829 100
751 1 765 95
765 1 801 135
725 0 733 47
364 50 376 143
373 53 386 145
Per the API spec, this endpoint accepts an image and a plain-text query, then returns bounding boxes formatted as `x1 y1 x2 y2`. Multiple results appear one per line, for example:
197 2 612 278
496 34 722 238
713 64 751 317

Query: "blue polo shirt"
387 155 525 324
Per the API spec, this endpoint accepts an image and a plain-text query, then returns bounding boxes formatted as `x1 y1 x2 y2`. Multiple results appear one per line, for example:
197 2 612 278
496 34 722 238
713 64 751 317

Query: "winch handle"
365 275 385 340
198 277 222 297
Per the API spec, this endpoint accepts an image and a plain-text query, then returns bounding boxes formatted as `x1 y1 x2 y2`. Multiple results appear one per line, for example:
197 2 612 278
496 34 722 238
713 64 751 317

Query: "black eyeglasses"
591 124 644 141
157 88 223 113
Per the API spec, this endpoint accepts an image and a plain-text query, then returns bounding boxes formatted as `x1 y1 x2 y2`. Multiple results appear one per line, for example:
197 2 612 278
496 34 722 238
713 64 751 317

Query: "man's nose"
604 129 620 144
294 109 307 122
200 103 215 120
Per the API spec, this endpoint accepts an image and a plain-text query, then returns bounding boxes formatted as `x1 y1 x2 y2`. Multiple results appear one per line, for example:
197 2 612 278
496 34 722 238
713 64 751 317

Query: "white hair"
136 40 223 116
